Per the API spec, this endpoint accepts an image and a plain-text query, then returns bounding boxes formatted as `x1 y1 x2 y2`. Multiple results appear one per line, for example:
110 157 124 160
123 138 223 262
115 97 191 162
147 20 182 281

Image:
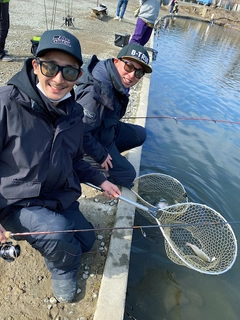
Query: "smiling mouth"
123 77 132 85
50 85 67 93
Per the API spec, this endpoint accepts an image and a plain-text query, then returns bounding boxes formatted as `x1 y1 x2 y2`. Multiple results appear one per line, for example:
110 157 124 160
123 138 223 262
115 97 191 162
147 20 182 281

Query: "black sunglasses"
36 58 82 82
119 58 145 79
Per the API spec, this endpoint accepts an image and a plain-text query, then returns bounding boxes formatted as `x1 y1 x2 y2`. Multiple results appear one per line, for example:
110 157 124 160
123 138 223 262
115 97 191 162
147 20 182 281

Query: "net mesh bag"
132 174 237 274
159 203 237 274
132 173 188 223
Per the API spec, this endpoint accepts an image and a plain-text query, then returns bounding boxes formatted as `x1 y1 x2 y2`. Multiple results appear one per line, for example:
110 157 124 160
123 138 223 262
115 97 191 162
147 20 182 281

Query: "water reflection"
124 18 240 320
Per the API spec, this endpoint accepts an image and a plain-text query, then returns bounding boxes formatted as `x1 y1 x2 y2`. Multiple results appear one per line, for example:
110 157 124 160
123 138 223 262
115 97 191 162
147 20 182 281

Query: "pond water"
124 17 240 320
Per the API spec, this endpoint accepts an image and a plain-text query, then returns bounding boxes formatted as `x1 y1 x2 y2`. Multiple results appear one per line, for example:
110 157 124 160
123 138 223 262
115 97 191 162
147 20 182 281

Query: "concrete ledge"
93 67 151 320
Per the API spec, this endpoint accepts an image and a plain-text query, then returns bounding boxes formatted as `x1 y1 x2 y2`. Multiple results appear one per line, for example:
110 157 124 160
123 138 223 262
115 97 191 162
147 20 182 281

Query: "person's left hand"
100 180 121 199
101 153 113 171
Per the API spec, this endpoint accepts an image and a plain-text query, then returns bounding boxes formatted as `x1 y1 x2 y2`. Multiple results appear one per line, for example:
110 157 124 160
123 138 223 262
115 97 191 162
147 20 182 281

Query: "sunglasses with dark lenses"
119 58 145 79
36 58 82 82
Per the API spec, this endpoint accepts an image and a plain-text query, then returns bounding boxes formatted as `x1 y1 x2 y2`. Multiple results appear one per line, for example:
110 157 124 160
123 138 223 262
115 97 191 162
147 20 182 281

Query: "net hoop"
132 173 237 274
132 173 188 223
158 203 238 275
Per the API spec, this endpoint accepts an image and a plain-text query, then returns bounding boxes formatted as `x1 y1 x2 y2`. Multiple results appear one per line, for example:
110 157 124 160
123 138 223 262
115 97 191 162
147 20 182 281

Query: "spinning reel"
0 242 20 263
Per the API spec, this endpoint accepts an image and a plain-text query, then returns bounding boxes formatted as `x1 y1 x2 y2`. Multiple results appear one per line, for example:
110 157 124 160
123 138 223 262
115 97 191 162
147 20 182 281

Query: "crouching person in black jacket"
75 43 152 189
0 29 121 303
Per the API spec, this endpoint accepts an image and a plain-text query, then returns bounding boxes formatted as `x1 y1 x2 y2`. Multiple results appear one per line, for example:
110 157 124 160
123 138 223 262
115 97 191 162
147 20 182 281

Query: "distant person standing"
169 0 178 13
172 1 178 14
129 0 169 46
114 0 129 21
0 0 12 61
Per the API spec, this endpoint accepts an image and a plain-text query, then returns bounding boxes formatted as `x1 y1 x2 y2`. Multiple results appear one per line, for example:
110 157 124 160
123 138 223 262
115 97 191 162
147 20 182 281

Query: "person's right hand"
0 224 8 243
101 153 113 171
100 180 121 200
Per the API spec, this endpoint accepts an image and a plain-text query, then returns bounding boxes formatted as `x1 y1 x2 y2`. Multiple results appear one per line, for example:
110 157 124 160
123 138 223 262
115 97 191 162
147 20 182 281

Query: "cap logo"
130 49 149 64
52 35 72 48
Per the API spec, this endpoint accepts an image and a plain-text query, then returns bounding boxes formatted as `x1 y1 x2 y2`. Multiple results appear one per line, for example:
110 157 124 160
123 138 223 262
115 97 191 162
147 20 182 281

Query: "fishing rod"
0 225 147 263
43 0 58 30
122 115 240 125
62 0 75 28
4 219 240 240
2 219 240 263
0 223 172 263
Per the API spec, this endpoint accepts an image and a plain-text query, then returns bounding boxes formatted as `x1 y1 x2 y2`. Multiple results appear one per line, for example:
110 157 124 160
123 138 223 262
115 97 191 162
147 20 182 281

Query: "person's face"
32 50 82 105
113 58 144 88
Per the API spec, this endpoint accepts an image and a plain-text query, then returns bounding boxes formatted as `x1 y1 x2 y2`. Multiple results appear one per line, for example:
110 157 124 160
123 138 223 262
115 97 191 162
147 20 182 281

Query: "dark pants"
0 2 10 56
85 122 146 188
129 17 153 46
2 201 95 280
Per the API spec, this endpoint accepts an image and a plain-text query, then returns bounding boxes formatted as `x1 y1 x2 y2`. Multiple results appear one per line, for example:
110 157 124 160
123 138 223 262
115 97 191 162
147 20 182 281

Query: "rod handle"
3 231 12 240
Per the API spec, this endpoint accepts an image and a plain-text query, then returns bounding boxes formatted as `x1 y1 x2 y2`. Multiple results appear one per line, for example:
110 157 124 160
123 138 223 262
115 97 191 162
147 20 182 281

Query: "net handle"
85 182 158 219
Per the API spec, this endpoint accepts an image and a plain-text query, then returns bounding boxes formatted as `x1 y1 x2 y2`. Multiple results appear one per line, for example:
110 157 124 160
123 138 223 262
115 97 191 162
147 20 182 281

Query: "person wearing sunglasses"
75 43 152 189
0 29 121 303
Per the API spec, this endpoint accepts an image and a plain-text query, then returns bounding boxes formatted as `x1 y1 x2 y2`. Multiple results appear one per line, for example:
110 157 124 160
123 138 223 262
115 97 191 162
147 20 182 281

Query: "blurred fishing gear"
0 242 20 262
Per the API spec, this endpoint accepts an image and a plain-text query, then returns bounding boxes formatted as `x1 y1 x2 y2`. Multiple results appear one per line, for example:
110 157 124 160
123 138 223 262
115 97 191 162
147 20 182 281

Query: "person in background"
75 43 152 189
129 0 170 46
114 0 129 21
0 0 12 61
169 0 178 13
0 29 121 303
172 0 179 14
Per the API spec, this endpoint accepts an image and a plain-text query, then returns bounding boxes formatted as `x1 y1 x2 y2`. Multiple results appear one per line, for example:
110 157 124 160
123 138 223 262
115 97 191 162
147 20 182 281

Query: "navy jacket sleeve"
76 84 110 164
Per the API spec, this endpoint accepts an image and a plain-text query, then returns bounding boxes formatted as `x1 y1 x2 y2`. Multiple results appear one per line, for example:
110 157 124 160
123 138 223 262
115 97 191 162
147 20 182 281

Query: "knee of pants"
136 126 147 146
31 228 82 268
7 206 83 272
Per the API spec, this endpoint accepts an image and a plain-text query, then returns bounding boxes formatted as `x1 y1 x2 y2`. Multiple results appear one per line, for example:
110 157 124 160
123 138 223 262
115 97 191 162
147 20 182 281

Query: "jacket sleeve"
73 157 107 186
75 84 109 165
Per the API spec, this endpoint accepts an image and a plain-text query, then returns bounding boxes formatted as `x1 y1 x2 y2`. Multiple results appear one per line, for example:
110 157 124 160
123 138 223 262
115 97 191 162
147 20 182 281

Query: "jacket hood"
79 55 129 98
7 58 77 122
7 58 44 108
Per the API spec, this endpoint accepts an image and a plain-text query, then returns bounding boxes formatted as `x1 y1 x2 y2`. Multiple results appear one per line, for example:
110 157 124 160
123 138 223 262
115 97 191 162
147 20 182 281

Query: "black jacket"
0 58 106 219
75 55 129 164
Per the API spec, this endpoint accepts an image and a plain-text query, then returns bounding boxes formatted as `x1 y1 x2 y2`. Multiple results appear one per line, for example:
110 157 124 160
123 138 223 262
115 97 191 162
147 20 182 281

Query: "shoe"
119 18 122 21
114 16 119 20
52 277 77 303
0 54 13 62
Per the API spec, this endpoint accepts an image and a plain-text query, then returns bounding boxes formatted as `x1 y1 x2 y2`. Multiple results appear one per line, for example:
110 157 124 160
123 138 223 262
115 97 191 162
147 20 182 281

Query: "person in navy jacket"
0 29 121 303
75 43 152 188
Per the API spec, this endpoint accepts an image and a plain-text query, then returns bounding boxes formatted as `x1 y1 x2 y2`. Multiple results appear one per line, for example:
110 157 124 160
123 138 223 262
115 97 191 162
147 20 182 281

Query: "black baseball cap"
117 43 152 73
36 29 83 66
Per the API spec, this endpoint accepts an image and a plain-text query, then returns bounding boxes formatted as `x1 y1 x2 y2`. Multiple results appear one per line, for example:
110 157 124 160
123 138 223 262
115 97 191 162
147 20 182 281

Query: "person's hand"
101 154 113 171
100 180 121 199
0 224 8 243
